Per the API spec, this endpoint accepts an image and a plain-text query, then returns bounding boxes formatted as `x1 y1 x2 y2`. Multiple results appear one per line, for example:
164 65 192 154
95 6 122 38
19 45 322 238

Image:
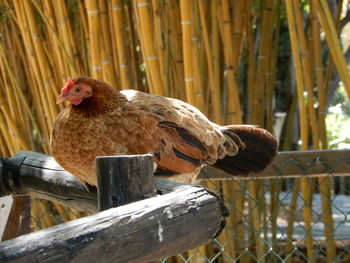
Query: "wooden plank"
0 196 13 240
0 151 225 214
96 154 155 211
0 184 227 263
0 151 97 212
200 149 350 180
1 150 349 213
1 196 32 241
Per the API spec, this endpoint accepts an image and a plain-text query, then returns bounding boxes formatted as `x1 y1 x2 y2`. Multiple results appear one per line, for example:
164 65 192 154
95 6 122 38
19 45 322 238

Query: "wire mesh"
5 152 350 263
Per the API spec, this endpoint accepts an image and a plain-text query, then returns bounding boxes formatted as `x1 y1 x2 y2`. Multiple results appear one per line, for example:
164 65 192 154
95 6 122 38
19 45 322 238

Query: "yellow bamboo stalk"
54 0 81 76
219 0 242 124
190 2 206 114
245 0 255 123
37 200 55 228
167 1 186 100
216 181 236 262
111 0 133 90
285 1 314 262
232 0 245 69
179 0 196 105
99 0 118 88
293 0 320 149
30 0 80 80
197 0 221 123
85 0 102 79
124 2 142 90
22 1 58 124
247 181 265 263
211 0 222 123
310 6 336 262
135 0 164 95
0 118 11 156
253 0 274 126
41 0 67 82
0 43 40 149
286 179 300 263
284 1 309 148
151 0 167 89
78 0 90 73
310 8 327 149
0 105 17 155
269 178 282 252
323 0 342 105
266 0 281 132
0 97 29 150
312 0 350 99
12 1 54 132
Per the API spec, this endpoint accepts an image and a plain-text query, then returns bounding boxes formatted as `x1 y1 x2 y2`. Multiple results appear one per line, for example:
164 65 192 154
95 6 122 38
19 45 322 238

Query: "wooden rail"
200 149 350 180
0 150 349 211
0 151 228 263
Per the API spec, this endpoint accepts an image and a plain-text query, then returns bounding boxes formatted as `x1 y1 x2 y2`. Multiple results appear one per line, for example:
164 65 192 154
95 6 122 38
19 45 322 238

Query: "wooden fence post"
96 154 155 211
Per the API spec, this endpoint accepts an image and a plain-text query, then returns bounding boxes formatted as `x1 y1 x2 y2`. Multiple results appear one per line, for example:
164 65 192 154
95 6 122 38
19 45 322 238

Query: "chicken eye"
75 87 82 93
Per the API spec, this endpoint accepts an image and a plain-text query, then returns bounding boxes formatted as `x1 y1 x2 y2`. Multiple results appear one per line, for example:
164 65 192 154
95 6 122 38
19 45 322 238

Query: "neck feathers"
70 83 127 118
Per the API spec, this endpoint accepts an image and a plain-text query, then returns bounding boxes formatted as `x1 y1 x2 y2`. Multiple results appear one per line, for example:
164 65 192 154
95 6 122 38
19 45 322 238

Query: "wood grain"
0 183 226 263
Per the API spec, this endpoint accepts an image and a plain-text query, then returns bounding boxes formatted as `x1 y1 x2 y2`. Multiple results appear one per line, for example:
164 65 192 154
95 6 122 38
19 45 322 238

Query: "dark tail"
212 125 278 175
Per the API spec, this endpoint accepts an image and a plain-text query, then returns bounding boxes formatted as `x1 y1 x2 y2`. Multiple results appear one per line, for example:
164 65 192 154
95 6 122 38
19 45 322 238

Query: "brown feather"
51 77 278 186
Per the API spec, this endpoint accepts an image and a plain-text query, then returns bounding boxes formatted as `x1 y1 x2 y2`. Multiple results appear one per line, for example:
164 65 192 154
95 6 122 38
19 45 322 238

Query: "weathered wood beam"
0 151 97 212
96 154 155 211
200 149 350 180
0 151 208 213
1 149 349 213
0 181 227 263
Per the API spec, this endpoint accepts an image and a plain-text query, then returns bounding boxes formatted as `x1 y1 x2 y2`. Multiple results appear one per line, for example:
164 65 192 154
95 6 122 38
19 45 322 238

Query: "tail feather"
212 125 278 175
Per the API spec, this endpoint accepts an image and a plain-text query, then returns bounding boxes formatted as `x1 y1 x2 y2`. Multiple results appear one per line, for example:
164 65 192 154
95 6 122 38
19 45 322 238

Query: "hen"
51 77 278 186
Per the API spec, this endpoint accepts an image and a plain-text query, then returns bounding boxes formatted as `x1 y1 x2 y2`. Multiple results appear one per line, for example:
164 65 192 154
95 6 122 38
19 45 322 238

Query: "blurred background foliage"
0 0 349 156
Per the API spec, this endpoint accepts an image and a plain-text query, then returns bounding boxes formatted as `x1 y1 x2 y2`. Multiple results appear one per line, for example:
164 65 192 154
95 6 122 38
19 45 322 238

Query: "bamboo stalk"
211 0 222 123
12 1 54 133
99 0 118 88
125 2 143 91
135 0 164 95
218 181 237 262
245 0 255 124
285 179 300 263
179 0 196 105
293 0 320 149
22 0 58 122
85 0 102 79
266 0 281 133
197 0 221 123
312 0 350 99
151 0 167 92
190 2 206 114
309 4 336 262
285 1 314 262
111 0 132 90
54 0 82 76
247 181 265 263
310 7 328 149
253 0 274 126
219 0 242 124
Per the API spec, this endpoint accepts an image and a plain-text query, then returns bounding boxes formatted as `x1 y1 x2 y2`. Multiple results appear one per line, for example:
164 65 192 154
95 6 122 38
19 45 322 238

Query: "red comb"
62 77 74 94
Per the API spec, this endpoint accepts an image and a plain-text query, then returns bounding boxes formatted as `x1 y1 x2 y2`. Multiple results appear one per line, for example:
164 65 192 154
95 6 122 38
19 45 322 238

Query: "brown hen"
51 77 278 186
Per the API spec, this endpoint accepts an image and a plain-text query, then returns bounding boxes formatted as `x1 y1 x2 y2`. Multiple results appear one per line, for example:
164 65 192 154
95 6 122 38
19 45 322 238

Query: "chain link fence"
2 150 350 262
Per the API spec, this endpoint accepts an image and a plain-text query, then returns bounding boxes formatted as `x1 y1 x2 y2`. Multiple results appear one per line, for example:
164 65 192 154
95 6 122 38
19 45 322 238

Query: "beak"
56 94 67 104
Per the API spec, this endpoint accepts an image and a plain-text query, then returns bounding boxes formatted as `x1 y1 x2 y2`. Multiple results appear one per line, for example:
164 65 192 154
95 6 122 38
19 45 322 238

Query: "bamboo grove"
0 0 349 262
